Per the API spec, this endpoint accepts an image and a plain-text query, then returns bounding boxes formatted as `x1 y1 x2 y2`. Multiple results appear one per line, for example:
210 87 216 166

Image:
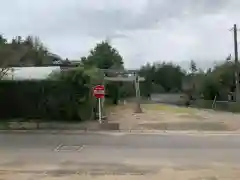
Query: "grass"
142 104 197 114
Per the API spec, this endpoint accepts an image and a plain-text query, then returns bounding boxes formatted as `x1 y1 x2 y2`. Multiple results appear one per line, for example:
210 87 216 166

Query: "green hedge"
0 80 91 121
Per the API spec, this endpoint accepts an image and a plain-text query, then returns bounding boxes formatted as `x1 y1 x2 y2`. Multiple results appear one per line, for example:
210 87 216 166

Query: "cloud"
0 0 240 71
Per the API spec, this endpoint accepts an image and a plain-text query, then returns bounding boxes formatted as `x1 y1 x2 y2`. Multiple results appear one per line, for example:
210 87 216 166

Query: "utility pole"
233 24 240 102
134 73 143 113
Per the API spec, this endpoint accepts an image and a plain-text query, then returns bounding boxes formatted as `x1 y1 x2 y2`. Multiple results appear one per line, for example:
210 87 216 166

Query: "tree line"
140 59 237 102
0 35 62 79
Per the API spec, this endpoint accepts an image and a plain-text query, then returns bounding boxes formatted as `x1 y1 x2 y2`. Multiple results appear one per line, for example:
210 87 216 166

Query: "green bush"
0 67 98 121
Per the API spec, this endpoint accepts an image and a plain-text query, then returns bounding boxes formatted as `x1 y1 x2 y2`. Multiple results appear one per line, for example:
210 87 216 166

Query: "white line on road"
78 145 85 152
54 144 84 152
53 143 63 152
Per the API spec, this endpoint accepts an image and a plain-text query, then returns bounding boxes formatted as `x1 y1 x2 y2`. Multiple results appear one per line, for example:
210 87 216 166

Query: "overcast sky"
1 0 240 70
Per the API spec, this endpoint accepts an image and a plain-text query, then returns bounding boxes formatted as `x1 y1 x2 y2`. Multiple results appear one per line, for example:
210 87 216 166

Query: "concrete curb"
0 129 240 135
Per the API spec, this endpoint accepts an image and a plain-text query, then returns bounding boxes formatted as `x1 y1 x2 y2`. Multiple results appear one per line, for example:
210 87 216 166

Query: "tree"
139 62 186 95
0 35 62 80
48 66 103 120
203 61 235 100
139 63 156 97
20 36 56 66
82 41 124 69
153 62 186 92
81 41 124 105
0 34 63 80
0 35 9 79
184 60 236 101
190 60 197 74
0 35 7 44
0 35 31 79
183 60 198 102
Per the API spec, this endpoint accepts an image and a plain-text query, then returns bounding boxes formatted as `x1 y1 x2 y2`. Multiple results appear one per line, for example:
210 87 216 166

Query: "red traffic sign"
93 85 105 98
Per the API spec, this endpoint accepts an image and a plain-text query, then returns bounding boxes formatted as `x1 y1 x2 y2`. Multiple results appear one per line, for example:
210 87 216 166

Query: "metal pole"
134 73 138 99
101 71 106 119
234 24 240 102
98 98 102 124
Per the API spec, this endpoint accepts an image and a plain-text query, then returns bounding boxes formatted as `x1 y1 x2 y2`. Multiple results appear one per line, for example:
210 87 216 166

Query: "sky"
1 0 240 72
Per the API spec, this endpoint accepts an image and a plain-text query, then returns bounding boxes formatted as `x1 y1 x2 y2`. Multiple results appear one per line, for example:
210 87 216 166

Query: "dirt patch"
177 114 207 121
107 103 240 131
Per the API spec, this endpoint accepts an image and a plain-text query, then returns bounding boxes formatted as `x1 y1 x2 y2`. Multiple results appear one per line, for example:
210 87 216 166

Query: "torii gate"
100 69 145 113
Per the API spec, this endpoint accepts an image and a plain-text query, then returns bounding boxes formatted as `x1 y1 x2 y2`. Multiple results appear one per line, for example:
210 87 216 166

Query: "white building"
3 67 60 80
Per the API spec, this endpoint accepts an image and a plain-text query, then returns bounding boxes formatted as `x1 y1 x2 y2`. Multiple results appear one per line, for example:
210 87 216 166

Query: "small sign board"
93 85 105 98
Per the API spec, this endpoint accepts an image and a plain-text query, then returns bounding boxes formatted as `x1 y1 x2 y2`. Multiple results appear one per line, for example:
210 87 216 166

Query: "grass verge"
142 104 197 114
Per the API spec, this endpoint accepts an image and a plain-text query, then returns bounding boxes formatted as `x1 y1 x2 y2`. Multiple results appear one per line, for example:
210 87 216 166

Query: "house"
3 59 82 80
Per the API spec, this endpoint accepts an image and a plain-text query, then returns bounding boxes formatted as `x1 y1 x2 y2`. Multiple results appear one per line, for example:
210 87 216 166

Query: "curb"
0 129 240 135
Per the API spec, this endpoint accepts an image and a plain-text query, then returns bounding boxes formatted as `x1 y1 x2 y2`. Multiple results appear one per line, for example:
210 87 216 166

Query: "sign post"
93 85 105 124
98 98 101 124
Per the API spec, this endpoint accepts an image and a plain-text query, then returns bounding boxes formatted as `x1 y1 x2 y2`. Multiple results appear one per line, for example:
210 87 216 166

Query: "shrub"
0 67 102 121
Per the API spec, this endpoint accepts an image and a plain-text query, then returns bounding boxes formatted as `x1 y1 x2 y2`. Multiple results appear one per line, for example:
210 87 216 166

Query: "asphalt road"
1 132 240 150
0 132 240 178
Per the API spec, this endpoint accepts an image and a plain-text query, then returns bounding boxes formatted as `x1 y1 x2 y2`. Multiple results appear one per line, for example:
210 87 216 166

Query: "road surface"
0 132 240 179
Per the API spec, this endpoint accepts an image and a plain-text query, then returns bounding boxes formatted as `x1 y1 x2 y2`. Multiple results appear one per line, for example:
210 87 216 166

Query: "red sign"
93 85 105 98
